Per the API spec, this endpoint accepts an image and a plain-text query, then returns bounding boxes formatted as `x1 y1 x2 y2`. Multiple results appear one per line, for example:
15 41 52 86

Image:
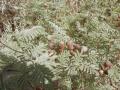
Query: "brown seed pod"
59 41 65 52
104 61 113 69
99 62 110 76
70 50 75 56
73 43 81 52
74 44 81 49
66 40 74 50
35 84 44 90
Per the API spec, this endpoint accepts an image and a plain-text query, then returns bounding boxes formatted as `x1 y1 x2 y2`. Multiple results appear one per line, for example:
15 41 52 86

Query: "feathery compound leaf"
16 26 47 42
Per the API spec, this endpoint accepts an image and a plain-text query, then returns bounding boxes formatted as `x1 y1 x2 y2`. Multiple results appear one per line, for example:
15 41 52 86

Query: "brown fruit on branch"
70 50 75 56
67 40 74 50
35 85 44 90
98 69 108 76
73 44 81 49
103 61 113 69
73 43 81 52
98 61 112 76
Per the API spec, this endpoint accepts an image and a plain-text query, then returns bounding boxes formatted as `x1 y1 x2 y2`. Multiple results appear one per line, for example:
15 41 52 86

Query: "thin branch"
0 41 23 53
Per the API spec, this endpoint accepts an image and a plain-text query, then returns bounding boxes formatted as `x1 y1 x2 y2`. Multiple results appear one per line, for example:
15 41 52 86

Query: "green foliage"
0 52 54 90
0 0 120 90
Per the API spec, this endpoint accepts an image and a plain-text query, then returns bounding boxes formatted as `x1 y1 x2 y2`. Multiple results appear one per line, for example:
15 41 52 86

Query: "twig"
0 41 23 53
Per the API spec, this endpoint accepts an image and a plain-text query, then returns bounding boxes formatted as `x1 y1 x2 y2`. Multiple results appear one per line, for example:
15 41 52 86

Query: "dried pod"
99 63 109 76
35 86 44 90
74 44 81 49
70 50 75 56
104 61 113 69
73 43 81 52
67 40 74 50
